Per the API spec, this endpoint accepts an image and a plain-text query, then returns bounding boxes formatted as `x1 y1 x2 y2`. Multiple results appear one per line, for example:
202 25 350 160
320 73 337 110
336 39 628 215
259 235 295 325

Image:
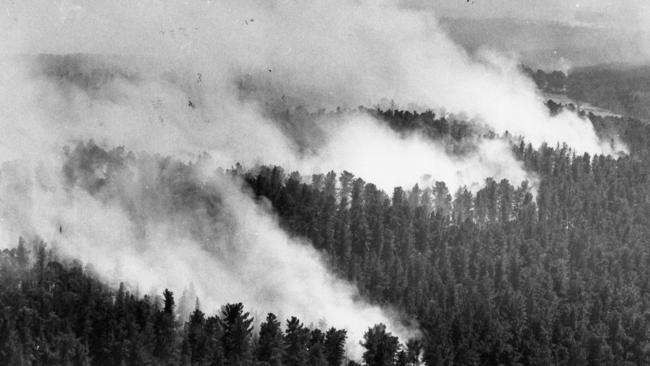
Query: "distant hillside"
439 17 650 70
519 62 650 121
567 64 650 121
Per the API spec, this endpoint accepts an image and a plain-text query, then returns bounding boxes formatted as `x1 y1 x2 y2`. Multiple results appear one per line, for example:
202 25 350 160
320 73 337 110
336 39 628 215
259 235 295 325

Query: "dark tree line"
1 240 397 366
566 65 650 121
521 63 650 122
520 66 567 94
267 104 489 158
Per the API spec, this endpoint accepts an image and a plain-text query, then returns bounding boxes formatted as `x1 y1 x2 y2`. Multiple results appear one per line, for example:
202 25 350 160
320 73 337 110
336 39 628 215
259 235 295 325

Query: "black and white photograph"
0 0 649 365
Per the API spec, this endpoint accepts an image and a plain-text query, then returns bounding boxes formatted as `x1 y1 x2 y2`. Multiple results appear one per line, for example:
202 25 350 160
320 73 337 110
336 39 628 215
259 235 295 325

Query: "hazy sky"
406 0 650 30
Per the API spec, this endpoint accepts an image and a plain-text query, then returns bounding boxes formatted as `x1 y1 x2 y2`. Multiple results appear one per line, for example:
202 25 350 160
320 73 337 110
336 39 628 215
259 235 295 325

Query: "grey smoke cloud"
0 55 530 357
0 150 416 358
0 0 628 154
1 53 533 192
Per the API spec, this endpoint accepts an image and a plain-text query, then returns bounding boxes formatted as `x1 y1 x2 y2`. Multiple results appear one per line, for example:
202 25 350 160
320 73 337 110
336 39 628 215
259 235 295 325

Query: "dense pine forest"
2 106 650 366
5 0 650 365
0 240 372 366
245 109 650 365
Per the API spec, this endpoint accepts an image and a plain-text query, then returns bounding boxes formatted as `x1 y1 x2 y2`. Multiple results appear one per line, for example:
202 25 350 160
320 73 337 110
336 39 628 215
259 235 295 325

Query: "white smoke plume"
1 0 623 154
0 150 415 358
0 53 525 356
0 0 628 358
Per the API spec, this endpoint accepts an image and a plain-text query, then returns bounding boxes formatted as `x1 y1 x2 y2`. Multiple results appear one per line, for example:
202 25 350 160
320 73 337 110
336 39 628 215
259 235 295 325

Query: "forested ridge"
244 110 650 365
2 108 650 365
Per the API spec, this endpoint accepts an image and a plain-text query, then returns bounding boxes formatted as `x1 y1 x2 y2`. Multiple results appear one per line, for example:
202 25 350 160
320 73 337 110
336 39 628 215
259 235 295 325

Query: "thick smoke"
1 53 532 192
0 54 526 356
0 148 414 357
1 0 623 154
0 0 627 358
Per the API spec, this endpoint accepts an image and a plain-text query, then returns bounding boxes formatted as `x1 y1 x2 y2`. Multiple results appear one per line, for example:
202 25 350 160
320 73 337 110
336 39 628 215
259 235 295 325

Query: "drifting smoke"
1 53 533 192
0 0 628 357
1 0 624 154
0 146 414 357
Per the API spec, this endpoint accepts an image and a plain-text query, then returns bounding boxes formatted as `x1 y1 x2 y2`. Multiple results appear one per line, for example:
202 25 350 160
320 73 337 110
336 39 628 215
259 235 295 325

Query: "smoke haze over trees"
2 108 650 364
0 0 649 365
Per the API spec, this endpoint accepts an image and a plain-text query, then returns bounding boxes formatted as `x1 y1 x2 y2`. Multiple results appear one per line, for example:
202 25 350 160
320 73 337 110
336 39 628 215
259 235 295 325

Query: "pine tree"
324 328 347 366
184 307 208 364
361 324 399 366
220 303 253 366
283 316 310 366
308 329 329 366
256 313 285 366
154 289 177 363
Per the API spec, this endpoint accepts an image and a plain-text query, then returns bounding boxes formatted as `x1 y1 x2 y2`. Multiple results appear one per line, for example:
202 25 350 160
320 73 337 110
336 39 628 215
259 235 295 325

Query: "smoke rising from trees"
0 0 627 357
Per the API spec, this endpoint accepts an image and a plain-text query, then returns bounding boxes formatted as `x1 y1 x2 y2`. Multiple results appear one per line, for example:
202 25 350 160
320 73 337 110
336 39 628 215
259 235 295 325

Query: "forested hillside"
1 240 399 366
244 111 650 365
522 64 650 122
2 108 650 365
5 0 650 364
567 65 650 122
